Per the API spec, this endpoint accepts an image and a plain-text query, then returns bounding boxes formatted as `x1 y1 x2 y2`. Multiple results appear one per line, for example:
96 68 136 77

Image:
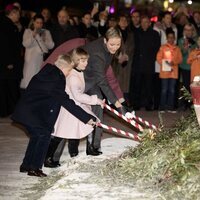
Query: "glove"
121 101 133 112
117 106 127 116
120 102 136 119
125 111 135 119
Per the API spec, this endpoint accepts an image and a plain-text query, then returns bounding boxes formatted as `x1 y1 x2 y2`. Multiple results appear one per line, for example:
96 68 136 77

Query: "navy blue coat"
12 64 94 131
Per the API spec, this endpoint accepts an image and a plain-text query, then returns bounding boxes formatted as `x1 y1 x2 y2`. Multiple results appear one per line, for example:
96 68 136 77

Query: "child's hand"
97 99 105 109
87 118 97 127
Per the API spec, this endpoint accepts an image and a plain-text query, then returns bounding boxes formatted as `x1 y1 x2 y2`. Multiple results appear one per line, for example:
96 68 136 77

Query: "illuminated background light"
163 0 169 9
168 7 173 12
110 6 115 14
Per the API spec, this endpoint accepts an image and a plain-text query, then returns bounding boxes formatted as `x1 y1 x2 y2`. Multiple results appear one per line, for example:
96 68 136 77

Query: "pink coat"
52 69 98 139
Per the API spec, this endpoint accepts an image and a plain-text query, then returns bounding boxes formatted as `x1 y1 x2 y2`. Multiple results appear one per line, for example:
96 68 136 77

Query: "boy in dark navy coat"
12 54 96 177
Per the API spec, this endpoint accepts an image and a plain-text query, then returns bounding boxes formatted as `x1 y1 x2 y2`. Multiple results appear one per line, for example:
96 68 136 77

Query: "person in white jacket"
20 14 54 89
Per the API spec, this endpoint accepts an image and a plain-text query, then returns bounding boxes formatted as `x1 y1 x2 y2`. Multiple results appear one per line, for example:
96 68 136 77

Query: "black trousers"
129 72 154 109
68 139 80 155
46 137 80 161
45 136 63 161
0 79 20 117
22 126 51 170
180 69 191 92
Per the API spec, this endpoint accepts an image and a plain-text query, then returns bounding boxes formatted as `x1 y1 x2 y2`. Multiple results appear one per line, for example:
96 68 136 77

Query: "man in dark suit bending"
12 54 96 177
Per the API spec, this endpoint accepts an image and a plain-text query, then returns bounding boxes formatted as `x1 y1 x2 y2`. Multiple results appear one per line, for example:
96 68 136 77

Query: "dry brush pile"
100 110 200 200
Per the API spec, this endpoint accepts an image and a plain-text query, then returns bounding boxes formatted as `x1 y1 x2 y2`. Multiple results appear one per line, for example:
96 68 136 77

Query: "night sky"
1 0 93 12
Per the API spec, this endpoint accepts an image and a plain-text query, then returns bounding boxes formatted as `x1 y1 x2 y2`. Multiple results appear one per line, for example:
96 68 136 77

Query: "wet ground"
0 109 190 200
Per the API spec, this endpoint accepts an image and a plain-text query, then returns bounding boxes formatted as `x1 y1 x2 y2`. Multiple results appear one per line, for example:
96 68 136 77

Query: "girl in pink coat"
51 48 103 157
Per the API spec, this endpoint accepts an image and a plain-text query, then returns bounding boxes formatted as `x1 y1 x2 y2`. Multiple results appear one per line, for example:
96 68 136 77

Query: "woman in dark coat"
12 54 96 177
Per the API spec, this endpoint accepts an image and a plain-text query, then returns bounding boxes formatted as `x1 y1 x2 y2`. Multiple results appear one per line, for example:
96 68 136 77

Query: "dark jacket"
78 22 98 41
49 22 79 48
0 15 22 79
133 27 160 74
83 38 118 104
12 64 94 131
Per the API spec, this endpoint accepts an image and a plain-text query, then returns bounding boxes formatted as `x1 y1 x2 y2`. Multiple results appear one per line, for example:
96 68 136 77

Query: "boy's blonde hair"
55 54 74 69
71 47 89 66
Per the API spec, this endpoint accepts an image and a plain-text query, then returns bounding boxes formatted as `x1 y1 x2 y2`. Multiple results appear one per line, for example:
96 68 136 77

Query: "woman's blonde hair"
55 54 74 69
105 27 122 41
71 47 89 66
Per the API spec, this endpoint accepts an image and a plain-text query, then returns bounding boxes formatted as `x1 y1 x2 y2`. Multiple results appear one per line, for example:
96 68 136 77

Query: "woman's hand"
33 29 38 38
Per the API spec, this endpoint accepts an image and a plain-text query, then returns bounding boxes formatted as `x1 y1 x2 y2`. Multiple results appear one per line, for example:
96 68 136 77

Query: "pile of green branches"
101 111 200 200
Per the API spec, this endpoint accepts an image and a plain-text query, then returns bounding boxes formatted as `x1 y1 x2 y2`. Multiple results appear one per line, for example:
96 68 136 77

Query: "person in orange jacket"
187 36 200 82
157 30 182 113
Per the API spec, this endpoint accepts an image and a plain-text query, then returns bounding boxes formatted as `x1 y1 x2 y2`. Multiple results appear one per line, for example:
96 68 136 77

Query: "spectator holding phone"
20 14 54 89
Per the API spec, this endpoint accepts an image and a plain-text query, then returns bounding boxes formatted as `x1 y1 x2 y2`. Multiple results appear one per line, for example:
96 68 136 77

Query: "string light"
188 0 192 5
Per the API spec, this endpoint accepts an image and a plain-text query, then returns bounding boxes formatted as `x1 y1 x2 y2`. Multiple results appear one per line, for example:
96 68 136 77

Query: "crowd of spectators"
1 2 200 117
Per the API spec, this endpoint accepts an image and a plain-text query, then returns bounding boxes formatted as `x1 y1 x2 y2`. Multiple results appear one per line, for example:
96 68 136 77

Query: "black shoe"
94 148 103 155
44 158 61 168
86 145 102 156
20 165 29 173
28 169 47 177
70 153 78 158
53 161 61 166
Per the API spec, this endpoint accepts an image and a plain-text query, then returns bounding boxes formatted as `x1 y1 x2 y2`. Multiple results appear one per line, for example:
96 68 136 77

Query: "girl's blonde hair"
55 54 74 69
71 47 89 66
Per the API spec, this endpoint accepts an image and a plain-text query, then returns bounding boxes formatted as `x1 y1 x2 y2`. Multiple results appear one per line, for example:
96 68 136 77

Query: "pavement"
0 109 190 200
